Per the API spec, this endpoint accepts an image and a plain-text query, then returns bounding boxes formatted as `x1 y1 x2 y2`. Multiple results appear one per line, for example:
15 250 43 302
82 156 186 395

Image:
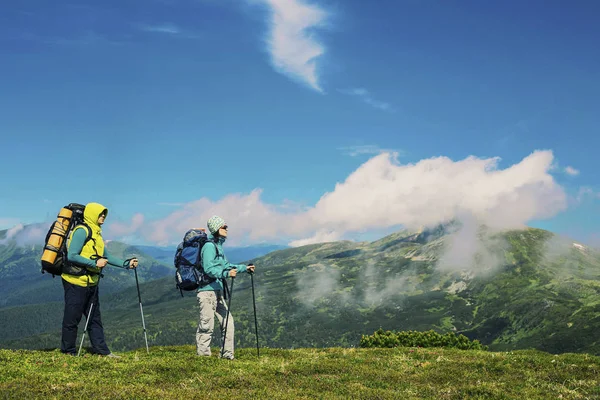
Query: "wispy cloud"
340 88 393 112
338 144 399 157
564 166 580 176
138 23 181 35
0 223 46 246
256 0 329 92
574 186 597 204
135 23 201 39
0 218 21 230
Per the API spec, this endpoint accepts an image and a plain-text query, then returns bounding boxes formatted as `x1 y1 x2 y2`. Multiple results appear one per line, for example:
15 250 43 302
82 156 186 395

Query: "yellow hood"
84 202 108 233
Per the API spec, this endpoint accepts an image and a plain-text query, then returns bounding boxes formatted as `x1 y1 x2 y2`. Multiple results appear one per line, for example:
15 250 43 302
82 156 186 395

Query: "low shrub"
359 328 488 350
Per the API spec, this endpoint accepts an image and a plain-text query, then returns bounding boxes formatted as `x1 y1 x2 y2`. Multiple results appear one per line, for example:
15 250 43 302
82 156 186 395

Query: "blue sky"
1 0 599 247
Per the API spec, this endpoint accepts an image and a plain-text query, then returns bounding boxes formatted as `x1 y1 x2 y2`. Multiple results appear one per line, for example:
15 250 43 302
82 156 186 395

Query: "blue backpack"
174 229 220 297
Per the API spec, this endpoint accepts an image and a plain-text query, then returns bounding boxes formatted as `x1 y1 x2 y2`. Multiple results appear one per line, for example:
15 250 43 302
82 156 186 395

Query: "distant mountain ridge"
0 226 287 308
1 225 599 356
0 238 172 308
133 244 288 264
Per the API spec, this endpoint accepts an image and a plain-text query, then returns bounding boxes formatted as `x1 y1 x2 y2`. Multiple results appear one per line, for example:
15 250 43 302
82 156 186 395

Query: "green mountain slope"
1 227 599 356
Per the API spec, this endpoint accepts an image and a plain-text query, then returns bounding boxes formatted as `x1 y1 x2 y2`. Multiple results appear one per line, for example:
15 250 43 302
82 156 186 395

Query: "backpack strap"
193 238 203 268
82 223 93 245
211 240 221 258
211 240 231 299
199 239 220 268
67 224 98 275
71 223 93 246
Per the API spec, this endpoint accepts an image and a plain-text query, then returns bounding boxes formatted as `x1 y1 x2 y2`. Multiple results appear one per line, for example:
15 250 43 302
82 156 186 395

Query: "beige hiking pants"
196 290 234 359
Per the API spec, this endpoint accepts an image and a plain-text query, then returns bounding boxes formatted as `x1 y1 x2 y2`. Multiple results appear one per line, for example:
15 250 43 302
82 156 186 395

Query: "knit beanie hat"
207 215 226 235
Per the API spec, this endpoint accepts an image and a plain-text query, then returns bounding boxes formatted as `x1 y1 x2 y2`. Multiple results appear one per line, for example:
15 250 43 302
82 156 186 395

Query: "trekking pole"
221 275 235 358
134 266 150 354
78 271 103 357
250 270 260 357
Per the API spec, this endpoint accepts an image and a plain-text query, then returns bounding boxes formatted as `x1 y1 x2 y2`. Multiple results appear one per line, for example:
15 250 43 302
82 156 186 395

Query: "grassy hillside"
1 346 599 399
2 226 600 357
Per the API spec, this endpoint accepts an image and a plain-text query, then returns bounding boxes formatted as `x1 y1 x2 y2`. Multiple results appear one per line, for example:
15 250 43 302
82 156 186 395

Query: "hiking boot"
104 353 121 359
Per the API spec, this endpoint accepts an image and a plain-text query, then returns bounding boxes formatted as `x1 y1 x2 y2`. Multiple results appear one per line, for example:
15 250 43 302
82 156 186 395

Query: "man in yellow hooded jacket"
61 202 138 357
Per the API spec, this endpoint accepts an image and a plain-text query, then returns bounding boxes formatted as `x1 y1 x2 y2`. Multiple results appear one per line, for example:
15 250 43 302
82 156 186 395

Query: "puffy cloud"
565 166 580 176
288 230 342 247
301 150 566 235
105 150 568 247
108 213 145 237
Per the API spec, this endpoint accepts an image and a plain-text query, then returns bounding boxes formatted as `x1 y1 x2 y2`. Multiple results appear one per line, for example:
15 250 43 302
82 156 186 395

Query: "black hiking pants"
61 279 110 355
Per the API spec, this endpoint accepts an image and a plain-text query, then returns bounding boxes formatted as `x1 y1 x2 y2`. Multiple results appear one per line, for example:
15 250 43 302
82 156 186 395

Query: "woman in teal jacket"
196 215 255 359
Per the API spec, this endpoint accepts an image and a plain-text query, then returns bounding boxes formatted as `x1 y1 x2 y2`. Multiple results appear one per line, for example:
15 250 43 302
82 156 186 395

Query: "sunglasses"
221 225 228 230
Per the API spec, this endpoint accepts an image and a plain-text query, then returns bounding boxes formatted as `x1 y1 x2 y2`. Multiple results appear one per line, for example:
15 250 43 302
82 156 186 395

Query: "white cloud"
359 260 412 305
0 218 21 230
435 212 508 275
564 166 580 176
294 263 342 307
0 223 46 246
135 23 201 39
289 230 341 247
338 144 398 157
109 213 145 237
2 224 24 238
578 186 593 199
257 0 329 92
574 186 599 204
105 149 568 248
341 88 393 112
139 23 181 34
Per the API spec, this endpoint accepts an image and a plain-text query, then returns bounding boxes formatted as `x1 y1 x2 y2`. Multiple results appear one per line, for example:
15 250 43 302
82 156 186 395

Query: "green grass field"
1 345 599 399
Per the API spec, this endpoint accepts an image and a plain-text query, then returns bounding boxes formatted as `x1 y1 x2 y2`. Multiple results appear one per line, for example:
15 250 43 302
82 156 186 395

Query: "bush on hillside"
360 328 488 350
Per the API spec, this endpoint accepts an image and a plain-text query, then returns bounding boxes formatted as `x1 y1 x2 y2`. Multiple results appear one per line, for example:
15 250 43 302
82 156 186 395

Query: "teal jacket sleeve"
66 228 96 268
104 249 127 269
233 263 248 274
66 228 127 269
201 243 247 279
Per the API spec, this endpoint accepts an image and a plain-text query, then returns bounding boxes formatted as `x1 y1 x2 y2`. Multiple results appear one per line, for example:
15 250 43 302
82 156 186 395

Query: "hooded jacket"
198 235 248 292
63 202 127 287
